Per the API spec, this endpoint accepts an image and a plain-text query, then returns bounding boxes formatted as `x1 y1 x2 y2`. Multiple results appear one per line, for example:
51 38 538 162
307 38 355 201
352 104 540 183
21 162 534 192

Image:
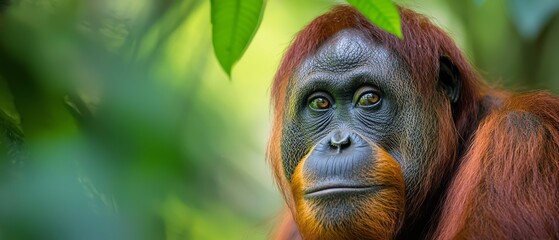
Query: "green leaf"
346 0 402 39
210 0 265 77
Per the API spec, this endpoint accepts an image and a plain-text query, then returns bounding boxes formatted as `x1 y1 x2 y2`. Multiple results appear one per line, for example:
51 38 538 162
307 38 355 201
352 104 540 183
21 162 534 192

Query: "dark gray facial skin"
280 29 443 206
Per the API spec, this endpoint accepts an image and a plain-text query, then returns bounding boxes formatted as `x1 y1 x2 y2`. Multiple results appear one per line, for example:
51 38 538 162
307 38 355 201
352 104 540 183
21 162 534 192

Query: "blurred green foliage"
403 0 559 92
0 0 558 240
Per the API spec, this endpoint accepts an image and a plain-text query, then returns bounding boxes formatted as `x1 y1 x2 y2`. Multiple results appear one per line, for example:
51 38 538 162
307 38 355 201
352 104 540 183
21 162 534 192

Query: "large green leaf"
347 0 402 39
211 0 265 77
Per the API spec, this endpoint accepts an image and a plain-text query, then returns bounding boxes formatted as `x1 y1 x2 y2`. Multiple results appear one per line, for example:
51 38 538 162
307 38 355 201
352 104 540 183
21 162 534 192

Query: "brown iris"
357 92 380 107
309 97 331 110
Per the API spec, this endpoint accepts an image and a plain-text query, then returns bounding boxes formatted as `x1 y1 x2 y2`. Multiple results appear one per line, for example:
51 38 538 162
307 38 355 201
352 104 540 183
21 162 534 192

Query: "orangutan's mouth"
304 183 382 198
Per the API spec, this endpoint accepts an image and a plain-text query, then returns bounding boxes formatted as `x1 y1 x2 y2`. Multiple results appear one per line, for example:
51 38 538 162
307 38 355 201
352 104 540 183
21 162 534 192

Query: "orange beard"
289 145 405 240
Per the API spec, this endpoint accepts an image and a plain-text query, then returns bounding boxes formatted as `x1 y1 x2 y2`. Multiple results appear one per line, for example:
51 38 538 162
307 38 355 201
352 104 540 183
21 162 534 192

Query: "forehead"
294 29 405 86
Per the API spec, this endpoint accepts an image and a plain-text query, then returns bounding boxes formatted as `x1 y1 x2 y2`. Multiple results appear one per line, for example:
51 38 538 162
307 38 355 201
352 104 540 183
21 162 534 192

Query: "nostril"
330 130 351 152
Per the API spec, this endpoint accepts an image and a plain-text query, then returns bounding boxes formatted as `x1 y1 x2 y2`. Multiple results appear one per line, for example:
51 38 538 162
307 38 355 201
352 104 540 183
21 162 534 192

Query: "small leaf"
346 0 402 39
210 0 265 77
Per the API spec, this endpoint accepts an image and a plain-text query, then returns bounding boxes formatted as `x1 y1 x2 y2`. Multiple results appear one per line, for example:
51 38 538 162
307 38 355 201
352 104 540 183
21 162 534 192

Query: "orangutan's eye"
357 92 380 107
309 96 331 110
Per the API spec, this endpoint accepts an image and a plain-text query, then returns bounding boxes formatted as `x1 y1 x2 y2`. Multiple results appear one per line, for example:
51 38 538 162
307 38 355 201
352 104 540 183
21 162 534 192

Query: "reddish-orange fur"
435 93 559 239
269 5 559 239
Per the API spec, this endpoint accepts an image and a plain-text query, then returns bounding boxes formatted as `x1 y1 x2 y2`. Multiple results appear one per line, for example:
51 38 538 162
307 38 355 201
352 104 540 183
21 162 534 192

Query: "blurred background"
0 0 557 239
